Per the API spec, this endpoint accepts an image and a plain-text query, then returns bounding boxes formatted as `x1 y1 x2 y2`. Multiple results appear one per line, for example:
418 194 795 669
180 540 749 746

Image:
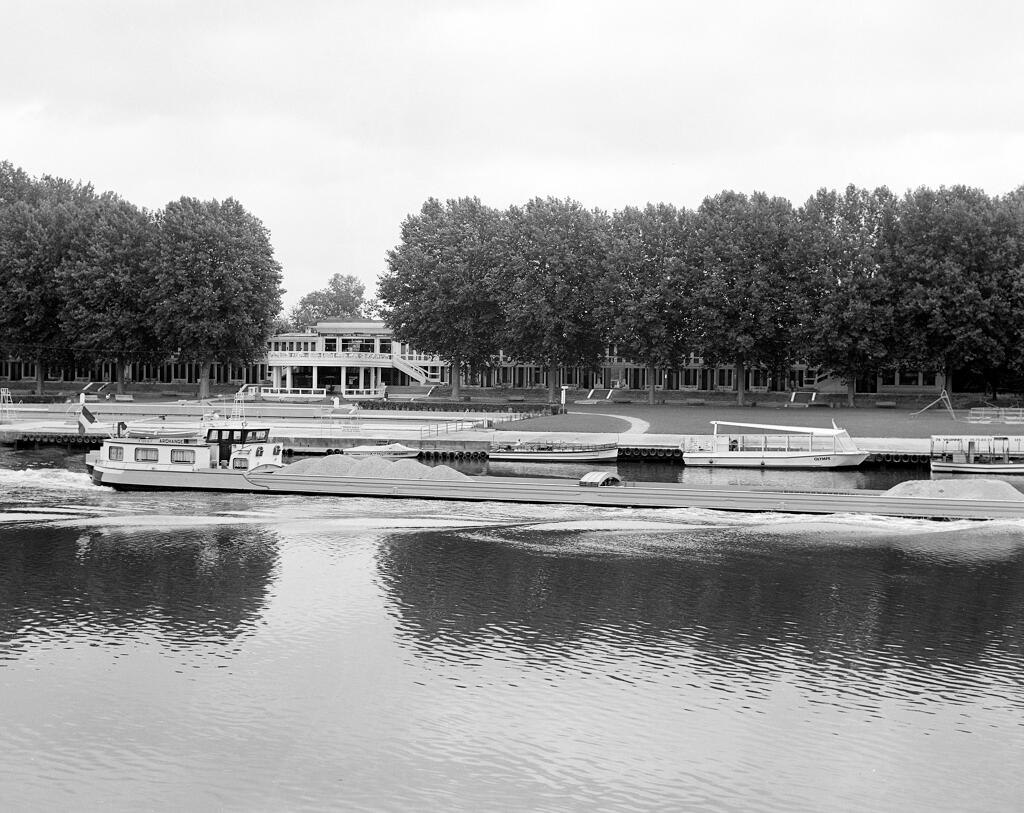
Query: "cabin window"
171 449 195 464
231 458 249 470
135 447 159 462
248 429 269 442
108 446 124 461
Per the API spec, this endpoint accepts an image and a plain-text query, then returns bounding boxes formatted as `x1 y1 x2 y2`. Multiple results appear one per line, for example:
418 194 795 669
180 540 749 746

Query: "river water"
1 448 1023 812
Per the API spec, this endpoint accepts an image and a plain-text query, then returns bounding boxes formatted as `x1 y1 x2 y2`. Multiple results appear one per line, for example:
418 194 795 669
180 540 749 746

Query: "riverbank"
503 402 980 439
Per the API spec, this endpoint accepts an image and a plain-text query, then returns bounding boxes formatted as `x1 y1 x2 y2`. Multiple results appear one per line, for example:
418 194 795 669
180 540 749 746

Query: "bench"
507 396 525 402
876 401 898 409
114 394 134 402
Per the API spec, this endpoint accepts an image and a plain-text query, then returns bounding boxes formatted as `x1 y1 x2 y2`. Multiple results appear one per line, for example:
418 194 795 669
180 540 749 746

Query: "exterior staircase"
392 354 441 384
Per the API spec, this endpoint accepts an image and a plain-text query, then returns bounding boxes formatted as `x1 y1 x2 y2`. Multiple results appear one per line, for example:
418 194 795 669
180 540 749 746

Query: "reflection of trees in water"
377 528 1024 671
0 525 279 653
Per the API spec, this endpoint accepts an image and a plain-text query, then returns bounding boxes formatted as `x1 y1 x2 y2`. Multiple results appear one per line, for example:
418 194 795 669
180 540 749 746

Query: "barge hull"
88 467 1024 520
252 471 1024 519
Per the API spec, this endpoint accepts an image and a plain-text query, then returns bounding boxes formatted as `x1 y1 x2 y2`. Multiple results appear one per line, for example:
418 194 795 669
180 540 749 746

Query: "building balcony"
267 350 405 365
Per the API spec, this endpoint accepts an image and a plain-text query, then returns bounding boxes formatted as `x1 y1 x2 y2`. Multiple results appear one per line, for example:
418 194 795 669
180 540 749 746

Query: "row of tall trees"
380 187 1024 404
0 162 283 397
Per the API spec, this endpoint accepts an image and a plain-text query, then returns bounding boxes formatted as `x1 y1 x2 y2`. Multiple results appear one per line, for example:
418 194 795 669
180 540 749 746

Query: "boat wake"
0 467 98 492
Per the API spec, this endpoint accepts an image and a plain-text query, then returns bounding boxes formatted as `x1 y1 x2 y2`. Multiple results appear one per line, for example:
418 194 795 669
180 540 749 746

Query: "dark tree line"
0 162 283 398
380 187 1024 404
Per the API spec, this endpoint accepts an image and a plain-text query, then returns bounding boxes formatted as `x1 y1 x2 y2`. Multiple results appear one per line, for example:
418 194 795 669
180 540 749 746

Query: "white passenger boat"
681 421 868 469
488 440 619 463
343 443 419 459
87 423 285 490
930 435 1024 474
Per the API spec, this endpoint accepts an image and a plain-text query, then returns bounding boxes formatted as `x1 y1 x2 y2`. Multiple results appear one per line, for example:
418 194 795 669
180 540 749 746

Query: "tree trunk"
548 362 560 404
198 360 212 399
450 354 462 401
846 377 856 408
34 356 45 396
647 364 657 405
450 355 461 401
116 358 129 396
735 362 746 406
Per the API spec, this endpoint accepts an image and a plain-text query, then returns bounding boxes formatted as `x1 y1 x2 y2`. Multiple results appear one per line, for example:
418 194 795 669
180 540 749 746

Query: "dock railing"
967 407 1024 424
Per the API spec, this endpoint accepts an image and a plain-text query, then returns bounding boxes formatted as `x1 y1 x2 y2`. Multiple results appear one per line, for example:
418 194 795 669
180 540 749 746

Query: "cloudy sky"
3 0 1022 307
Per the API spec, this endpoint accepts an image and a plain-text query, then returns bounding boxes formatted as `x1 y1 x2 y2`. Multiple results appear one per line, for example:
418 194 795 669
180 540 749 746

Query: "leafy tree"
150 197 283 399
288 273 366 329
892 186 1017 397
797 186 899 405
380 197 506 399
498 197 611 403
607 204 697 404
57 193 159 394
690 191 806 404
0 173 96 395
998 186 1024 391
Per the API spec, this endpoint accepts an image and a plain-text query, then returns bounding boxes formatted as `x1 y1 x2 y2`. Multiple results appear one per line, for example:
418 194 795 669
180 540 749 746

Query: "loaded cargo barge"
84 425 1024 521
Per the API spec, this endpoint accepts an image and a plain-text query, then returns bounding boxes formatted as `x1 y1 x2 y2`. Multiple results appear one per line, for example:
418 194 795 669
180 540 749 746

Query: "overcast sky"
3 0 1023 307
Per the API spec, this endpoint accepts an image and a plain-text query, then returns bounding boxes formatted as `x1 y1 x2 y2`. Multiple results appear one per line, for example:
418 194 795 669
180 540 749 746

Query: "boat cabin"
687 421 862 455
930 435 1024 465
97 425 283 473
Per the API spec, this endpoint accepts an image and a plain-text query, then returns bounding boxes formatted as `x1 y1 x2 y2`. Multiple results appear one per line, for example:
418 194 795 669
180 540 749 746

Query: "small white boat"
488 440 618 463
930 435 1024 474
343 443 419 459
682 420 868 469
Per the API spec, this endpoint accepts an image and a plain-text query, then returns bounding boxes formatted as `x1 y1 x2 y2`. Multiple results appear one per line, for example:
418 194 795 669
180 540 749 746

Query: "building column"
285 367 293 389
311 366 318 389
271 367 282 388
341 366 347 394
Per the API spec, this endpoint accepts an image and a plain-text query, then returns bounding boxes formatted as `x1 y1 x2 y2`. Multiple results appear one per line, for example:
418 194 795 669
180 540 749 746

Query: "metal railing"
968 407 1024 424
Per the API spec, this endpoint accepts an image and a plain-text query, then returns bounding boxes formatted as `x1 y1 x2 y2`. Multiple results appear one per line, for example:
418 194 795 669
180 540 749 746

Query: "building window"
170 449 196 464
324 338 337 352
135 447 159 462
108 446 124 461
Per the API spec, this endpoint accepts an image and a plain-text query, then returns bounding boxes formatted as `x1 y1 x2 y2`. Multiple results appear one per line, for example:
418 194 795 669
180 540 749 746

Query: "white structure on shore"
267 319 444 397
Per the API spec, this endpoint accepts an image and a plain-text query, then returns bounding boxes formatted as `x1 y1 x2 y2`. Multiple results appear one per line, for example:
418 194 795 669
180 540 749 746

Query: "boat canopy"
709 420 849 436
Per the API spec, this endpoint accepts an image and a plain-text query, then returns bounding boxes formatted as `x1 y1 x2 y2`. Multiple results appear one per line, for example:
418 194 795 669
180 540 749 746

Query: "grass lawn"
499 402 995 438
